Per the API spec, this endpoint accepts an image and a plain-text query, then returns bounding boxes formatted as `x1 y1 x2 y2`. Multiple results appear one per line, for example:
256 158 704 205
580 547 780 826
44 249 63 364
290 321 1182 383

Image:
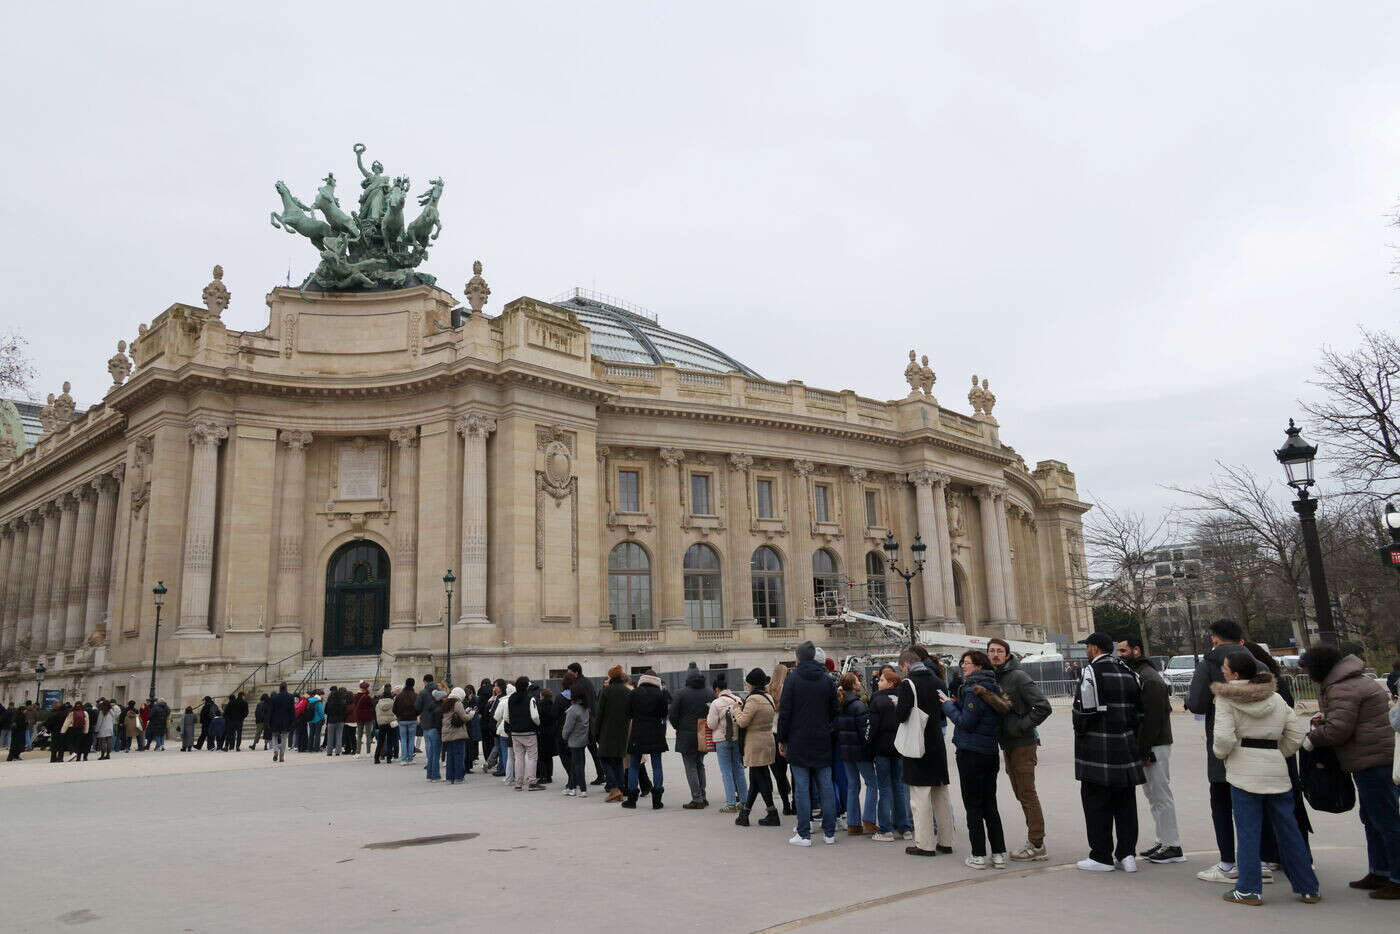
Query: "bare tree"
1190 516 1272 629
0 328 35 395
1301 328 1399 493
1081 499 1173 653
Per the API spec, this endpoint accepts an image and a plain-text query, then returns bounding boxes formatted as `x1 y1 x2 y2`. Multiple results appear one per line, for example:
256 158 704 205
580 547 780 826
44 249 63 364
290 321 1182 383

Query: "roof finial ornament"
107 340 132 388
904 350 921 397
202 264 230 318
464 259 491 315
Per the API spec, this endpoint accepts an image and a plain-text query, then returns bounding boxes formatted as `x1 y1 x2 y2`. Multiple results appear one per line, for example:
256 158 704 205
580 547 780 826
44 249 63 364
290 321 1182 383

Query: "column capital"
908 469 950 488
976 482 1007 500
658 447 685 468
278 428 314 450
728 452 753 471
27 507 45 523
388 426 419 448
790 458 815 478
75 482 98 504
847 466 867 484
455 412 497 438
187 420 230 446
56 491 79 511
109 462 126 485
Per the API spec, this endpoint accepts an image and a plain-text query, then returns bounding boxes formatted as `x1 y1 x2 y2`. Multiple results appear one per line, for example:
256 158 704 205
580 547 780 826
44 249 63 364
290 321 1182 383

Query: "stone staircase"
253 654 384 696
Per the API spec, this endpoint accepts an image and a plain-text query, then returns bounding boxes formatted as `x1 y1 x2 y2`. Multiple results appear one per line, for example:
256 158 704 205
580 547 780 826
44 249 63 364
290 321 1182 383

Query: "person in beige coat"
1211 651 1318 907
733 667 781 827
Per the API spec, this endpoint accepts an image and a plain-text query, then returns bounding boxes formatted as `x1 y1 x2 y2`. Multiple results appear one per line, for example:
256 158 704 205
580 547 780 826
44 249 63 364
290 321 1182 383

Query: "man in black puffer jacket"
777 641 838 845
669 665 714 808
836 674 876 835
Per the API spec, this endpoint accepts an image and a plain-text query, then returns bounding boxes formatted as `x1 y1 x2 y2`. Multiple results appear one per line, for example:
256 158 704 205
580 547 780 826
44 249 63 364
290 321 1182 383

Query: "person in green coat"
594 665 632 800
986 639 1053 862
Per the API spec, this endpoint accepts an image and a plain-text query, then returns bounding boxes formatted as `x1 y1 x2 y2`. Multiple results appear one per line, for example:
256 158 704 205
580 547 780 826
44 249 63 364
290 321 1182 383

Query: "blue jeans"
423 728 441 780
715 741 747 805
150 731 165 751
444 738 467 782
830 737 847 813
875 756 912 834
792 765 837 840
844 759 878 827
398 722 417 762
628 753 664 794
1355 763 1400 882
495 735 511 777
1230 786 1319 895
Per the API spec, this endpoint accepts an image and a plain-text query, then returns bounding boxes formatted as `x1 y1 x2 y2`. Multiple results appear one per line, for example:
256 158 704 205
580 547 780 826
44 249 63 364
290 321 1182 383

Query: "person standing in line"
1118 637 1184 864
440 686 473 784
986 638 1052 861
492 680 517 783
941 651 1009 869
147 697 170 751
180 706 196 751
94 701 115 760
595 666 632 801
1212 651 1320 907
506 675 543 791
624 670 670 809
422 687 445 782
194 696 219 751
535 684 557 785
1385 660 1399 701
867 666 912 844
552 675 575 787
347 682 373 758
768 663 795 815
734 667 782 827
46 704 68 762
63 702 91 761
7 704 27 761
1186 619 1250 884
669 664 714 809
1301 643 1400 900
897 650 954 856
302 690 323 753
708 673 748 814
222 692 247 751
415 673 437 757
561 689 591 797
566 662 606 786
323 687 347 757
266 682 296 763
835 672 877 836
251 693 270 751
777 641 839 847
373 685 396 764
1073 632 1146 873
123 700 145 753
392 677 418 765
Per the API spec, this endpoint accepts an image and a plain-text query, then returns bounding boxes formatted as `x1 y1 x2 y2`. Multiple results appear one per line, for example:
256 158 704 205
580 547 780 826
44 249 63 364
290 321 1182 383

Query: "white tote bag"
894 677 928 758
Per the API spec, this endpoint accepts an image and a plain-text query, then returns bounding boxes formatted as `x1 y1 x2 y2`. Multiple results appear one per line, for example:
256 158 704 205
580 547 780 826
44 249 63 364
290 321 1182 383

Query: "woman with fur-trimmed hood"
1210 650 1318 908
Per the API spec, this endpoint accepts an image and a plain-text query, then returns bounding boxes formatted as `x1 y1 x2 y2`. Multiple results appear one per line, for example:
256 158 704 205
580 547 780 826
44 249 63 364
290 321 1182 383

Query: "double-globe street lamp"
882 531 927 647
443 570 456 687
1378 502 1400 572
34 662 46 708
148 581 166 704
1273 420 1338 647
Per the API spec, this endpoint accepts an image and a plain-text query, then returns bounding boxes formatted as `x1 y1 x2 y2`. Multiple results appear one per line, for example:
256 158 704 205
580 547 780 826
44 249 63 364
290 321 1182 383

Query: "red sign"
1391 546 1400 566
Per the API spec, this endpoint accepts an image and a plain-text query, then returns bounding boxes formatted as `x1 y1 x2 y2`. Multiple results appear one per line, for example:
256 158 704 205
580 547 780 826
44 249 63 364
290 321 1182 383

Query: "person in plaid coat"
1072 632 1145 872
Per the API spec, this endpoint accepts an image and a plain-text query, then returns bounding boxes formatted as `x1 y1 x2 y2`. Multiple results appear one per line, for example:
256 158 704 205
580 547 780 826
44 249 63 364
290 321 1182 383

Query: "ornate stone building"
0 274 1090 706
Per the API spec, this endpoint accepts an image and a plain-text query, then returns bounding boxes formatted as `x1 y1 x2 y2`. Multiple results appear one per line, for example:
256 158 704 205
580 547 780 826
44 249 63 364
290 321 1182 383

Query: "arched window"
751 546 785 627
864 551 888 614
608 542 652 631
951 563 966 622
683 543 723 630
812 549 840 616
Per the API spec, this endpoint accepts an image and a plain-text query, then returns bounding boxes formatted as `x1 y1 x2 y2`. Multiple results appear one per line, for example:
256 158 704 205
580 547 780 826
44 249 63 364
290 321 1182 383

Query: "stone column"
389 427 419 628
976 485 1007 624
656 448 685 626
930 476 959 628
727 454 754 624
16 510 43 653
177 421 228 637
909 470 946 622
273 430 313 633
84 470 121 639
0 523 14 655
64 485 98 649
995 490 1018 621
47 494 79 651
456 414 495 626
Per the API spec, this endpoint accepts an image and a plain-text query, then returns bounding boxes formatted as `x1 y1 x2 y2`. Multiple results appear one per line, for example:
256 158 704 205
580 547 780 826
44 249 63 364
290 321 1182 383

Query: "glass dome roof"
550 289 761 378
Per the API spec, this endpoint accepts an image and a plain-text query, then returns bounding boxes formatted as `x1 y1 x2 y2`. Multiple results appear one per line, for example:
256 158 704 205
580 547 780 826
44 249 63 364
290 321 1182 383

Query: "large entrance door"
324 541 390 656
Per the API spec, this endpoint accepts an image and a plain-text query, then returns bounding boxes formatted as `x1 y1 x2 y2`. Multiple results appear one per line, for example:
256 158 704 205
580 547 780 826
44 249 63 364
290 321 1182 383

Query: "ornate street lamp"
1379 502 1400 573
148 581 167 704
34 662 46 708
883 531 927 646
1273 420 1337 646
443 570 456 687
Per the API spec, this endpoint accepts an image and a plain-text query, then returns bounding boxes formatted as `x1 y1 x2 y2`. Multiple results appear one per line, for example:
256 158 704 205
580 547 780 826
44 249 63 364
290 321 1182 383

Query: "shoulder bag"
894 678 927 758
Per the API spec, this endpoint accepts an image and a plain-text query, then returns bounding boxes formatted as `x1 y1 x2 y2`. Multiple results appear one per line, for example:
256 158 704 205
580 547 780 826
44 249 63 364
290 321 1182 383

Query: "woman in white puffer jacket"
1210 650 1317 908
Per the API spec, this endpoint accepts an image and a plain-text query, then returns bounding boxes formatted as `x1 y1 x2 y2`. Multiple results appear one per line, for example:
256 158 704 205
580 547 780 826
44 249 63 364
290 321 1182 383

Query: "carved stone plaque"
338 448 381 500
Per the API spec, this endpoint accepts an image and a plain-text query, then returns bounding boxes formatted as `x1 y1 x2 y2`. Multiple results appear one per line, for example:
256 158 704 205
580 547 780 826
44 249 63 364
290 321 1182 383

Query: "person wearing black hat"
733 667 782 827
1073 632 1145 872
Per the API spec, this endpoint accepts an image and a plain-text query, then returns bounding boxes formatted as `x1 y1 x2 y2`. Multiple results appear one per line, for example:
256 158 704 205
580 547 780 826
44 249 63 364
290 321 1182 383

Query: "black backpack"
1299 745 1355 813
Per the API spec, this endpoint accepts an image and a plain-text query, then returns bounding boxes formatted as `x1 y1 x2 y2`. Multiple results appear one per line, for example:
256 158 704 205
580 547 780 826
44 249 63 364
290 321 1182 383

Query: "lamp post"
882 531 927 647
1378 502 1400 572
148 581 166 704
34 662 46 709
1273 420 1338 647
443 570 456 687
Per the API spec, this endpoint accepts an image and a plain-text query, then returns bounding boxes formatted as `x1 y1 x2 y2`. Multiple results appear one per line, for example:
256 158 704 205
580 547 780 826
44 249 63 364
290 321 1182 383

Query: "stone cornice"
0 408 127 505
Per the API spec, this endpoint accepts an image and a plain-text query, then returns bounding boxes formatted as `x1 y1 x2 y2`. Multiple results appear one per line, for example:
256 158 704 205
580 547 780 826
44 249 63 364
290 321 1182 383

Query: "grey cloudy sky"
3 2 1396 520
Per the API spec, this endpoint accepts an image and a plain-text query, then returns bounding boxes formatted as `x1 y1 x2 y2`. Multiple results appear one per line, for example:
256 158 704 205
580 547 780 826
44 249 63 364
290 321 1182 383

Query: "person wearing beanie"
778 641 840 846
623 671 670 809
440 686 474 784
373 684 396 764
734 667 781 827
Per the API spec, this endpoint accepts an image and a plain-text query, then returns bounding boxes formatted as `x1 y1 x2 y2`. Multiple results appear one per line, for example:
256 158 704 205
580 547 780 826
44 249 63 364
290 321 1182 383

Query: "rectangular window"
690 473 712 515
617 469 640 513
814 484 831 523
1154 563 1172 577
756 479 774 518
864 490 878 527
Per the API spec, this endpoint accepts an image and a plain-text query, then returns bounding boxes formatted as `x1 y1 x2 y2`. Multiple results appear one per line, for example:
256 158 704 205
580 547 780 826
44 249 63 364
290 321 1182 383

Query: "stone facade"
0 281 1090 707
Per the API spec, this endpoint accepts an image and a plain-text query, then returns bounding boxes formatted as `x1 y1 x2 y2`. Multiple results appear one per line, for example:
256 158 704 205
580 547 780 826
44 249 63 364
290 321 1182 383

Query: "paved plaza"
1 706 1384 933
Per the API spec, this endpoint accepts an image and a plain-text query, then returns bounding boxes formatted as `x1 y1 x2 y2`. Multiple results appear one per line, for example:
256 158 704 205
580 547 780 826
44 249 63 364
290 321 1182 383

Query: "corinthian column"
83 471 121 639
273 430 313 633
64 485 98 649
47 495 79 651
177 421 228 636
455 414 495 626
909 470 946 622
930 476 959 627
16 509 45 653
997 495 1019 622
0 523 14 655
976 485 1007 624
389 427 419 628
657 448 685 626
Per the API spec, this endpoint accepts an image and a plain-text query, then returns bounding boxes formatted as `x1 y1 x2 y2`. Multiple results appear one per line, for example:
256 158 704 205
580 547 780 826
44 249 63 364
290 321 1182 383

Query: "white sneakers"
562 788 575 796
990 853 1008 870
870 832 896 843
824 835 837 846
1115 856 1138 873
576 790 588 798
1009 841 1049 861
965 856 989 870
1196 864 1238 883
788 833 812 847
1076 858 1116 872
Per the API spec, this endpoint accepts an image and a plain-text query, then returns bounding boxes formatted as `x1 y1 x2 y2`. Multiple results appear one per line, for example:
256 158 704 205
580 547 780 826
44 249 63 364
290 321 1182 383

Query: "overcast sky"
3 2 1396 522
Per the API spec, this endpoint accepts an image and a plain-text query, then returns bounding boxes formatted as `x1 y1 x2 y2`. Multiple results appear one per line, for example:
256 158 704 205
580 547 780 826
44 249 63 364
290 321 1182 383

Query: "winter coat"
551 691 572 748
707 690 744 745
440 698 475 743
225 696 249 724
148 701 170 736
1126 656 1172 751
374 696 396 727
199 699 219 726
62 710 90 734
776 659 838 769
1185 643 1238 783
992 655 1051 750
867 687 901 759
942 668 1006 757
347 690 374 724
836 692 874 762
415 682 437 721
733 689 776 767
307 695 325 725
1072 652 1145 788
595 679 632 757
668 671 714 755
537 694 558 757
562 704 591 749
266 690 297 733
95 709 115 738
418 692 442 733
506 691 540 736
392 686 417 722
254 698 270 725
1211 675 1306 795
1306 654 1396 772
323 692 347 723
180 711 195 737
123 708 143 738
627 681 671 754
896 664 950 786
